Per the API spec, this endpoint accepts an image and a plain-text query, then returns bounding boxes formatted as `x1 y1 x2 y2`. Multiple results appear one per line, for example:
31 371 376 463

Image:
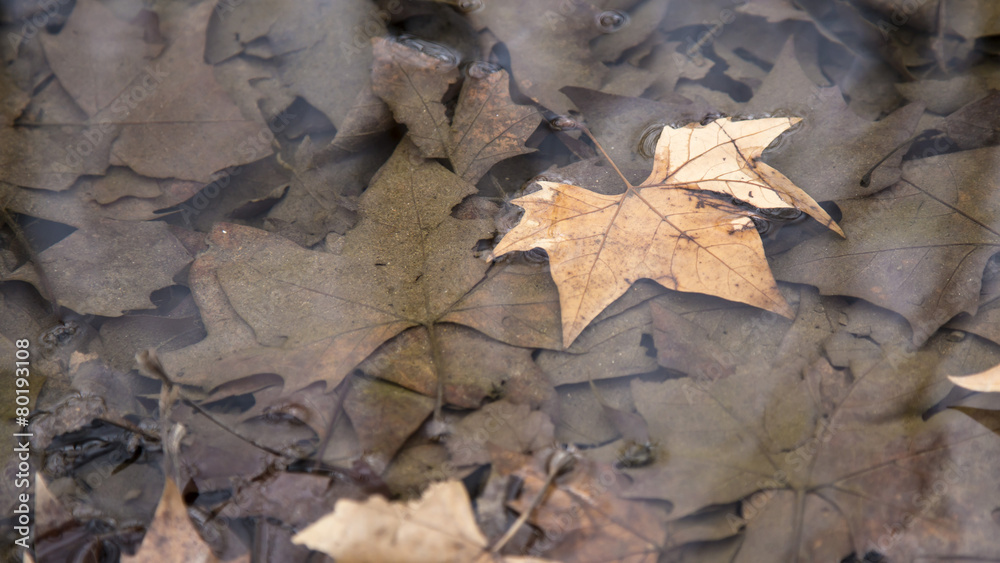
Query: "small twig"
490 448 576 554
136 350 290 460
578 124 634 190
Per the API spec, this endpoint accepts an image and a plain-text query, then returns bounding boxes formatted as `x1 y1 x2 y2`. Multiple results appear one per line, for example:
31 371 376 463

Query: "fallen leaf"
623 316 1000 561
343 377 435 471
773 145 1000 344
494 116 841 345
535 296 660 386
40 0 163 116
107 1 271 182
749 42 925 200
0 123 113 191
207 0 380 131
4 218 191 316
942 89 1000 150
496 448 671 562
446 400 555 470
465 0 609 114
164 139 555 397
292 479 553 562
262 135 382 246
123 477 245 563
372 37 542 183
356 324 555 410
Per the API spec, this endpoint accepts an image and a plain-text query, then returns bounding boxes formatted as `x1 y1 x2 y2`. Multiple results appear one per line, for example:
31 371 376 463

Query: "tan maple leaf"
493 117 843 346
292 479 553 563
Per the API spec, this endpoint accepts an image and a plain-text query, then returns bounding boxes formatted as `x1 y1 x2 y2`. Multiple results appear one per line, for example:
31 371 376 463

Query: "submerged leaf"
372 37 542 183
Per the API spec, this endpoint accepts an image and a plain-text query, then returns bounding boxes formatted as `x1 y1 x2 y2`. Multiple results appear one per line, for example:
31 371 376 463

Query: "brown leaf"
0 124 113 191
446 400 555 470
372 37 542 183
107 1 270 182
40 0 163 116
624 317 1000 561
4 218 191 316
754 46 925 201
263 135 382 246
357 324 555 410
344 377 435 471
466 0 609 113
773 145 1000 345
122 478 242 563
497 449 671 562
943 89 1000 150
494 117 840 345
165 139 555 393
207 0 380 131
292 479 554 563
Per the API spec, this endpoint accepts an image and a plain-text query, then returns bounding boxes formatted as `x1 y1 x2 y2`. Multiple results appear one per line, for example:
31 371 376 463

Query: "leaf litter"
3 0 1000 561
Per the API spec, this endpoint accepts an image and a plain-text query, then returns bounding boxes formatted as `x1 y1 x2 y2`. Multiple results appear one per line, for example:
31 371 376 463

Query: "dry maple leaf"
494 117 843 345
292 479 552 563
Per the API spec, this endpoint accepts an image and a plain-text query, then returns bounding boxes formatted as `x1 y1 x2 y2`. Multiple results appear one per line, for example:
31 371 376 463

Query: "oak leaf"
494 117 842 345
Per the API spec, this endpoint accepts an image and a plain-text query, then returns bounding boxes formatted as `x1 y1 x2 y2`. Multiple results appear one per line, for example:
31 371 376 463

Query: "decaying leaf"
40 0 163 116
622 317 1000 561
123 478 246 563
164 139 556 396
773 145 1000 344
748 43 925 200
372 37 542 184
4 218 191 316
494 116 841 345
494 448 671 562
107 1 270 181
292 479 552 563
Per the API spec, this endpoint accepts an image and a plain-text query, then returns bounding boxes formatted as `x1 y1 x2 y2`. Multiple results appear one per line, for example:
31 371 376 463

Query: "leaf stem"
579 125 634 190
